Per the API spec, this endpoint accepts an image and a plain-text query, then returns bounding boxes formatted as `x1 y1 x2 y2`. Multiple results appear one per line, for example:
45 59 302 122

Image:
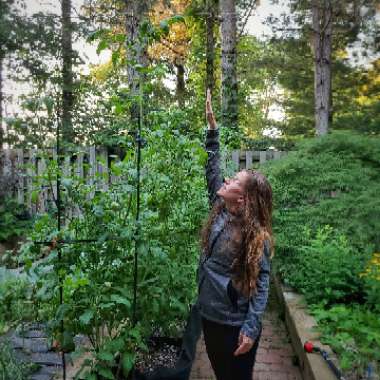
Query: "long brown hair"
200 169 274 298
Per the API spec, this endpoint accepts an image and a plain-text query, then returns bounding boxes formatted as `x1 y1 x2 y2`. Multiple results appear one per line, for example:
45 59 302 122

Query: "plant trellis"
34 99 145 378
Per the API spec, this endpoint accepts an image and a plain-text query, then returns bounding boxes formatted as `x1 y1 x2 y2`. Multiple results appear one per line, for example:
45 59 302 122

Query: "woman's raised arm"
205 89 223 206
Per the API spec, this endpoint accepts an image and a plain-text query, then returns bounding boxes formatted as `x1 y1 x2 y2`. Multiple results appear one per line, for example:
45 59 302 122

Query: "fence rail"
0 147 287 216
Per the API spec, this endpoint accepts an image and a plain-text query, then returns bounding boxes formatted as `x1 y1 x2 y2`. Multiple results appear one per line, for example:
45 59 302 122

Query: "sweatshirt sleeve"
205 128 223 206
240 242 271 341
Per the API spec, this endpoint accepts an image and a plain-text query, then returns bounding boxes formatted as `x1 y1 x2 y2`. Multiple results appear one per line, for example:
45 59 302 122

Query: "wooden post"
3 149 12 177
26 149 37 215
16 149 24 204
88 146 96 198
259 151 267 164
109 154 120 185
37 153 47 213
232 150 240 170
97 147 109 191
245 151 253 169
76 151 84 180
72 149 84 218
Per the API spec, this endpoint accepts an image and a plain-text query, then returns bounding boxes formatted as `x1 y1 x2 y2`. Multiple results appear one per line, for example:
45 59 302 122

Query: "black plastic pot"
129 303 202 380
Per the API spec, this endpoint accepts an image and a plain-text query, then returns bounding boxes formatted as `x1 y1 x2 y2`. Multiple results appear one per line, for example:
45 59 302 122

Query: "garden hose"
304 341 346 380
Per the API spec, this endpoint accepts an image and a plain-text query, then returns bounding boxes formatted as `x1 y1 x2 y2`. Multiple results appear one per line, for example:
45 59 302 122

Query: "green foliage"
0 340 39 380
19 107 208 377
279 226 367 306
361 253 380 314
263 130 380 373
312 304 380 374
263 131 380 255
0 194 32 243
0 268 34 333
242 136 297 151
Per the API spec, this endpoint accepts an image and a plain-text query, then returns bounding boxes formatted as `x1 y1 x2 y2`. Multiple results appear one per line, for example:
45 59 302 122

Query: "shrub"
262 131 380 374
263 131 380 255
278 226 368 306
361 253 380 314
0 268 34 333
312 304 380 374
0 340 38 380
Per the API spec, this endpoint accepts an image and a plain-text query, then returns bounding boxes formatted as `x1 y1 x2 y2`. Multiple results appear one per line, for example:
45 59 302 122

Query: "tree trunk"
61 0 74 143
0 52 4 148
205 0 216 93
220 0 238 143
312 0 332 136
175 63 185 108
124 0 148 124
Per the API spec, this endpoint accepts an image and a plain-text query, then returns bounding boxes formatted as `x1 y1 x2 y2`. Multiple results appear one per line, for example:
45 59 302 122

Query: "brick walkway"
190 283 303 380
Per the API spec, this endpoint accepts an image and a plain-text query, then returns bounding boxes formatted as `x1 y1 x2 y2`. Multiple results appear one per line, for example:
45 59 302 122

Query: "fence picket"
232 150 240 169
37 155 47 213
259 151 267 164
26 149 37 215
16 149 24 204
245 151 253 169
98 147 109 191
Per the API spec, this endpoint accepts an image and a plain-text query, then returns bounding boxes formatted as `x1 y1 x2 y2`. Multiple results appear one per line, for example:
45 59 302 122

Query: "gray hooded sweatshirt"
196 128 271 341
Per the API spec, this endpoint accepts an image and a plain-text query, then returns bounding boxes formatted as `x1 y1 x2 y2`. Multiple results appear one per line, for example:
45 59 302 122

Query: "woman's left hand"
233 332 254 356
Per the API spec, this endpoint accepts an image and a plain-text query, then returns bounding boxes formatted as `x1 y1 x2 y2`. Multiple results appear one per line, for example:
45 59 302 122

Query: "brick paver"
190 283 303 380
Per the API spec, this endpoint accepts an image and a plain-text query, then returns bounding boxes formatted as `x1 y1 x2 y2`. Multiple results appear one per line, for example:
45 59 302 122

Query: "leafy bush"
0 340 39 380
279 226 368 306
361 253 380 314
0 268 34 333
262 131 380 374
0 196 32 243
263 131 380 255
312 304 380 374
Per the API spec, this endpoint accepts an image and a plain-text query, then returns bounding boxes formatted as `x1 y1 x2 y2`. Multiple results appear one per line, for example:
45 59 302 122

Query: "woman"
196 89 273 380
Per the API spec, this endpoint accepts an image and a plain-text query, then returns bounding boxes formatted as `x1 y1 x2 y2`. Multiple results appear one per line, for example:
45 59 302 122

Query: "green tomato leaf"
31 190 39 203
110 294 131 307
98 351 114 362
98 367 115 379
122 353 135 377
79 309 94 325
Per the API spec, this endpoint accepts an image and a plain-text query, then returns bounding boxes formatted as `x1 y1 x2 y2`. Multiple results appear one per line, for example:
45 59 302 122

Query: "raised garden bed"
273 274 379 380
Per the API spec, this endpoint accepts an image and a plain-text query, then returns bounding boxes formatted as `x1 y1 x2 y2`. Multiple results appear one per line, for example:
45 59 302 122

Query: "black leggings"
201 316 261 380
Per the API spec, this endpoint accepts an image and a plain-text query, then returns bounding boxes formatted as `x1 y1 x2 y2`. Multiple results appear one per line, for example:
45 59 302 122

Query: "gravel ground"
135 337 182 374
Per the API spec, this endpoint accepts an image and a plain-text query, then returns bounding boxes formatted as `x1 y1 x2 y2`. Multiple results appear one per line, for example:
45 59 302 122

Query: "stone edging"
272 274 340 380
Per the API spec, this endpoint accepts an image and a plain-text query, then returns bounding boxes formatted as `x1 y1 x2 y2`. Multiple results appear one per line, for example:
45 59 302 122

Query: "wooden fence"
0 147 287 216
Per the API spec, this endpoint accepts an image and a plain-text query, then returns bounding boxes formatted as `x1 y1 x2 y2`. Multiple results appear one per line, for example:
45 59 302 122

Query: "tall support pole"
132 74 144 327
56 111 66 380
0 53 4 148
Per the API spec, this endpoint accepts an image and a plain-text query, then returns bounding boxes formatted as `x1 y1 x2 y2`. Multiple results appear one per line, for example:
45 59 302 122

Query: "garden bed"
273 274 379 380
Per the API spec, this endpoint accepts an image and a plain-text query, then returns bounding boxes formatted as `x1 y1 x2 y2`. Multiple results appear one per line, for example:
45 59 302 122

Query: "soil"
134 336 182 375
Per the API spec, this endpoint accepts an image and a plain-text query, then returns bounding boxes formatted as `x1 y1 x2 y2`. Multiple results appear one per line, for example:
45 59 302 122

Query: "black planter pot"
128 304 202 380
